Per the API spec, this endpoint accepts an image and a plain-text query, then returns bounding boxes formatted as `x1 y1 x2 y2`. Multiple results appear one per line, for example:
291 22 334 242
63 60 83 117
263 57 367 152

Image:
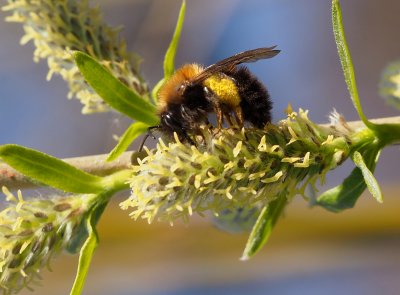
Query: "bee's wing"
190 46 280 84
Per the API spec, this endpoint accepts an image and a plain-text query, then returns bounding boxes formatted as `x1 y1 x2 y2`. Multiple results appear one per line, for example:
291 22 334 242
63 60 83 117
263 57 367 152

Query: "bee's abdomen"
232 66 272 128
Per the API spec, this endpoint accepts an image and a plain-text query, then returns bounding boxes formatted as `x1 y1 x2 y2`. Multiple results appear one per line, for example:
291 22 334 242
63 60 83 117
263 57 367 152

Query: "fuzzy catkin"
380 60 400 110
0 188 96 294
121 109 354 224
2 0 149 113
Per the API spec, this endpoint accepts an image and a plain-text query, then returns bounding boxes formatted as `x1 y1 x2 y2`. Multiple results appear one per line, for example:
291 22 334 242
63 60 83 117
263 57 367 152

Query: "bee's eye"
177 84 186 94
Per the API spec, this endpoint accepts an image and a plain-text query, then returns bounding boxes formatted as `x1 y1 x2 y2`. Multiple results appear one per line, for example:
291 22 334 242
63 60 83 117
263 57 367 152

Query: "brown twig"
1 116 399 191
0 152 133 190
322 115 400 129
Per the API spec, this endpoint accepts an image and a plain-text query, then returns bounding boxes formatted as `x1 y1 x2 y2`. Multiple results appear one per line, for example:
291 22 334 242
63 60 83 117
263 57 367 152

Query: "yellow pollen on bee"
204 75 241 107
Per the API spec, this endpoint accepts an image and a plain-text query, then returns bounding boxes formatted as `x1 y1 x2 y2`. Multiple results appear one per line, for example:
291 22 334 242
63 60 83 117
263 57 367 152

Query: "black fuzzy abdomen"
230 66 272 128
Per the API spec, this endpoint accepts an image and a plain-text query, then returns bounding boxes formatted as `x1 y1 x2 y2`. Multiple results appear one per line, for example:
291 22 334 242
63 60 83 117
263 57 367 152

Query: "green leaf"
69 210 99 295
151 1 185 103
66 200 108 254
352 151 383 203
0 144 104 193
316 149 380 212
316 167 367 212
100 169 132 192
332 0 375 130
73 51 159 126
107 122 150 162
164 0 186 79
241 196 287 260
151 78 165 103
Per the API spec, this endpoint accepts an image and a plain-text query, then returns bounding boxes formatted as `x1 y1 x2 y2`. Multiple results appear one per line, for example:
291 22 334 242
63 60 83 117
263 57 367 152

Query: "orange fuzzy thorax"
157 64 203 113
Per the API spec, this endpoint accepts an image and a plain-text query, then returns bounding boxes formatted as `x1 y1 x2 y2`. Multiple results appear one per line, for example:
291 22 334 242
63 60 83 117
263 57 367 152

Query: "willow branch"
1 116 399 191
0 152 133 190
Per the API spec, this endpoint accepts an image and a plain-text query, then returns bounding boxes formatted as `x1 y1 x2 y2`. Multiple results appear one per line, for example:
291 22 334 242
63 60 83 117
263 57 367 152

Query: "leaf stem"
101 169 132 193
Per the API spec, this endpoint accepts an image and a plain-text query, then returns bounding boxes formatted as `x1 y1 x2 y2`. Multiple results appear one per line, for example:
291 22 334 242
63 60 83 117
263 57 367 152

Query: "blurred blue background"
1 0 400 294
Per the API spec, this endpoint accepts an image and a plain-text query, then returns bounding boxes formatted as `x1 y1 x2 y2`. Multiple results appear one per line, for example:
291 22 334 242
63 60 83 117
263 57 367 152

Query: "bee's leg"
214 104 224 130
180 130 196 146
224 113 235 128
139 126 160 152
232 106 248 140
233 106 244 128
193 124 207 144
204 87 223 130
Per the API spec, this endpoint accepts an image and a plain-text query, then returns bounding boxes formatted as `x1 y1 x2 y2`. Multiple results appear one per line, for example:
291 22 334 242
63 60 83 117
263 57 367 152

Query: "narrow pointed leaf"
69 210 99 295
241 196 287 260
0 144 104 193
152 1 185 103
107 122 150 162
352 151 383 203
151 78 165 103
332 0 375 130
164 0 186 79
73 51 159 125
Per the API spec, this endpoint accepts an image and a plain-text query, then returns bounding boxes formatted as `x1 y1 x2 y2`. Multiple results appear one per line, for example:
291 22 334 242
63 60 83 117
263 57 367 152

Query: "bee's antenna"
139 126 159 152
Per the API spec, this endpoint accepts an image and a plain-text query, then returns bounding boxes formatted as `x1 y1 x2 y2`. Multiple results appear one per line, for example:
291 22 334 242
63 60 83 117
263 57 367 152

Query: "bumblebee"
156 46 280 144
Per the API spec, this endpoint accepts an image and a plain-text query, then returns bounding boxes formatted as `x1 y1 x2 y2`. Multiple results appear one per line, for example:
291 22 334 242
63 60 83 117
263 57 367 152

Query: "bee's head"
176 81 189 96
157 64 203 112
